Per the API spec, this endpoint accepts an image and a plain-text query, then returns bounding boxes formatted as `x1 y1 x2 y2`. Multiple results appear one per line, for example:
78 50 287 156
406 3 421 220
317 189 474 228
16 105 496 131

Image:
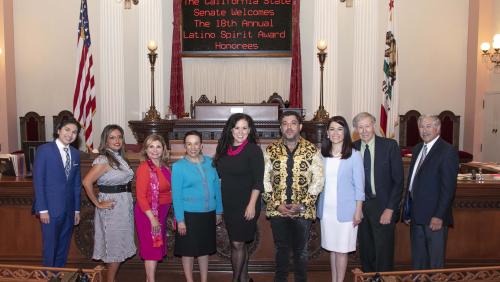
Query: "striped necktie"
410 144 427 195
415 144 427 175
64 147 71 178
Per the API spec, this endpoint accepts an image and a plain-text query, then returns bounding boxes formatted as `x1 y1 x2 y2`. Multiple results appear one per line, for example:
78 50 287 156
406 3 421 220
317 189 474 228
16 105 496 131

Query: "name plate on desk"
194 103 278 121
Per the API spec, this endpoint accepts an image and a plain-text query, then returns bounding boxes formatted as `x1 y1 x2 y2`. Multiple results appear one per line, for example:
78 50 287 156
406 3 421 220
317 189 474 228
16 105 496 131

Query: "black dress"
216 142 264 242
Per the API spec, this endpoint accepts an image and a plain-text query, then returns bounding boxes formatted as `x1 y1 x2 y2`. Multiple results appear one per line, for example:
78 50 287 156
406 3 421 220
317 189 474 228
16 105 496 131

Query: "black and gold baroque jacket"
262 137 324 220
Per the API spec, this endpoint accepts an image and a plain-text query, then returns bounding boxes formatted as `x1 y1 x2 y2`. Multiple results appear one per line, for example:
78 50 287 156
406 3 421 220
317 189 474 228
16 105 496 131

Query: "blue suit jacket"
353 136 404 222
33 142 81 217
317 149 365 222
403 137 458 225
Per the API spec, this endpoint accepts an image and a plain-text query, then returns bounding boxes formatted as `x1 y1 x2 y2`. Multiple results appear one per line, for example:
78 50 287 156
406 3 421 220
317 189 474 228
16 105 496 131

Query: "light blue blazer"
317 149 365 222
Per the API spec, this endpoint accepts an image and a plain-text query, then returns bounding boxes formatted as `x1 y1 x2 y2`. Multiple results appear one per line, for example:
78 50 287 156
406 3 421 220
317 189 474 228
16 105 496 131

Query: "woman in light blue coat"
317 116 365 282
172 130 223 282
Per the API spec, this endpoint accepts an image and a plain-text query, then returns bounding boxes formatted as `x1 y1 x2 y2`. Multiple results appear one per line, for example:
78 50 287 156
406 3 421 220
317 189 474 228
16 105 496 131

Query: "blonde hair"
141 134 169 165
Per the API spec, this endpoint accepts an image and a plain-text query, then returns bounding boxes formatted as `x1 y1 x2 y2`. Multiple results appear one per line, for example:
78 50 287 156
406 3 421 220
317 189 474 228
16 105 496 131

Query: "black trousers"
410 223 448 270
270 217 312 282
358 198 396 272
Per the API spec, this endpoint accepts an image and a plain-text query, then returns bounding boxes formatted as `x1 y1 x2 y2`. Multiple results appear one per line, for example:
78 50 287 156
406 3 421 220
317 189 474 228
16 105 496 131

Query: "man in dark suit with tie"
33 117 82 267
403 115 459 269
353 112 404 272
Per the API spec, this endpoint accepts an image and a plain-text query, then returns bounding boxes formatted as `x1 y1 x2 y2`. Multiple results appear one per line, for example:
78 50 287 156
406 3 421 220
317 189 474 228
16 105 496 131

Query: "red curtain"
289 0 302 108
169 0 184 117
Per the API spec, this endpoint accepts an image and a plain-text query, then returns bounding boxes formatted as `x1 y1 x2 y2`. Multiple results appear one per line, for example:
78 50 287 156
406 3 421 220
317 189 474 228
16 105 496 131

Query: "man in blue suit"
353 112 404 272
33 117 82 267
403 115 459 269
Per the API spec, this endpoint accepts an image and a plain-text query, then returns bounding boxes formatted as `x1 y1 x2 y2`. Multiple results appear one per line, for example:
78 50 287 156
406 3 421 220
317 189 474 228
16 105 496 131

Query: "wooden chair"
438 110 460 150
399 110 421 148
264 92 289 109
22 141 48 173
19 111 46 142
190 94 214 118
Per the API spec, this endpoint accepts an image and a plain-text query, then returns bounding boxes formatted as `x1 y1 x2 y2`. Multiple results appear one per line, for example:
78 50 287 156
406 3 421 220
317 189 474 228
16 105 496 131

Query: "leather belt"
98 183 132 193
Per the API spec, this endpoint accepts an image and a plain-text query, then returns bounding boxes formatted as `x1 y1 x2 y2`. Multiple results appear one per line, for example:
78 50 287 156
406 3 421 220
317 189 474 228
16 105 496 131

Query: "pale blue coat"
317 149 365 222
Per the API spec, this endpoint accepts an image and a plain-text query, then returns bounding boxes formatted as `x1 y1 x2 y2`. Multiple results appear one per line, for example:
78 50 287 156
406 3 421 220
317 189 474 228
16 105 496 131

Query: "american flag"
73 0 96 150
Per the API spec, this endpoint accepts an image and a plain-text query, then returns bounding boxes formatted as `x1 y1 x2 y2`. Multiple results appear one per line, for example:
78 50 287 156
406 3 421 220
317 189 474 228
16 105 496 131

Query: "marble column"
351 0 379 117
99 0 126 128
0 0 18 152
312 0 339 118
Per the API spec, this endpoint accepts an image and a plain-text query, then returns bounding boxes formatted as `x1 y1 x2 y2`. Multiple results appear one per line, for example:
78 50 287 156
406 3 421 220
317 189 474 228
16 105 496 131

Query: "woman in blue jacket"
317 116 365 282
172 130 223 282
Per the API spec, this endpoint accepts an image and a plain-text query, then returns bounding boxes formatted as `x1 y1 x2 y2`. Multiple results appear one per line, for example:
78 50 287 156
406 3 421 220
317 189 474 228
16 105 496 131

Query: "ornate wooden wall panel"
1 157 499 281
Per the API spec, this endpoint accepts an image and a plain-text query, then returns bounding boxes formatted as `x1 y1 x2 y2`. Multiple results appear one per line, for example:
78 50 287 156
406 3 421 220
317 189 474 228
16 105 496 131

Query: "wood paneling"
1 156 499 281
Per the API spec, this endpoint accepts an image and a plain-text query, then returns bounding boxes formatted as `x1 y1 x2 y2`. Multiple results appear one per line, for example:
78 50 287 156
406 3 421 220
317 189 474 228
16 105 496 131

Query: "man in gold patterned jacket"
262 111 324 282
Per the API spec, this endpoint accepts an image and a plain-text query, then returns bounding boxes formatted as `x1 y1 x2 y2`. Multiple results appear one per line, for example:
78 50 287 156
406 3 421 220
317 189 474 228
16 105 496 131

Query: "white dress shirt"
409 135 439 192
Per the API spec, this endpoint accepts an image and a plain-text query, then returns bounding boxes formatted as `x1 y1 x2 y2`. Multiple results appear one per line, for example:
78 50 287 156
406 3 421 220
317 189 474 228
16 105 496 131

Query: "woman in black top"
213 113 264 282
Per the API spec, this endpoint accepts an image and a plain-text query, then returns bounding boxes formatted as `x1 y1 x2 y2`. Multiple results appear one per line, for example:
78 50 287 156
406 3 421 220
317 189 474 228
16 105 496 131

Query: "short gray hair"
352 112 376 128
417 115 441 127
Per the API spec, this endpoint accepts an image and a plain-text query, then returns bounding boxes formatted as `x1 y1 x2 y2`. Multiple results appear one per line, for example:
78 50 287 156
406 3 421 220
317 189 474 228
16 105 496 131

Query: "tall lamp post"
143 40 161 121
312 40 330 122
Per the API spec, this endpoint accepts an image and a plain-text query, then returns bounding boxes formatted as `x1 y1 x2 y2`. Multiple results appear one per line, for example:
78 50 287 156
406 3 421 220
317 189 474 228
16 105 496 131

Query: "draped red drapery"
289 0 302 108
169 0 185 117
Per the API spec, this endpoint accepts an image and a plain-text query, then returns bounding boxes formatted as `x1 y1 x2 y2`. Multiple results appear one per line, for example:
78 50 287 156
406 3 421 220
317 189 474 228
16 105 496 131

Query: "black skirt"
174 211 216 257
224 208 260 242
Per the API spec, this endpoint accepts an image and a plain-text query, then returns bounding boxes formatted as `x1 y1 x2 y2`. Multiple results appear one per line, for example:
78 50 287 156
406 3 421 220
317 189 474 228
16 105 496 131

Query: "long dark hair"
98 124 127 169
213 113 258 167
321 116 353 159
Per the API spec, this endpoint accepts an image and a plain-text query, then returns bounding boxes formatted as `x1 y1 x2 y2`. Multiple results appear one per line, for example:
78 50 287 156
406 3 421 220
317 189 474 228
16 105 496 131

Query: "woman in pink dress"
134 134 172 282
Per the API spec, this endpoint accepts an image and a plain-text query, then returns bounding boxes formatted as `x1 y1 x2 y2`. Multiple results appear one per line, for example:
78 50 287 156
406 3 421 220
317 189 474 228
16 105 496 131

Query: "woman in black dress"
213 113 264 282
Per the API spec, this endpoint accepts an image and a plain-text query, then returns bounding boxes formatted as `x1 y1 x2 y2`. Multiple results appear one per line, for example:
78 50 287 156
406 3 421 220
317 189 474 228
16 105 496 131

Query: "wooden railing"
0 264 104 281
352 265 500 282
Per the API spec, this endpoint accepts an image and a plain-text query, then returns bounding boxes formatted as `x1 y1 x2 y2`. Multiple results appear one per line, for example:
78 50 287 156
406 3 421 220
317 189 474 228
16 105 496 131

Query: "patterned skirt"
93 192 136 263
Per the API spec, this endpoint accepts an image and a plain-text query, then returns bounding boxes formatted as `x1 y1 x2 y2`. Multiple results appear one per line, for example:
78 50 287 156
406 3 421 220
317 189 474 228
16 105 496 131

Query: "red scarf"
146 159 171 247
227 139 248 156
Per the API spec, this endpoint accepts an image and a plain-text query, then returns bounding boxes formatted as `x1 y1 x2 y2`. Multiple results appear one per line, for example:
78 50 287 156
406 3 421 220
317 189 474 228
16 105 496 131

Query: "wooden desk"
461 162 500 174
193 103 279 121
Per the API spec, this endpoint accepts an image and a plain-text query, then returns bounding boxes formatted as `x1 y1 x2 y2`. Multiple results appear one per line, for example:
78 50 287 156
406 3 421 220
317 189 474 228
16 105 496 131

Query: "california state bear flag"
380 0 399 138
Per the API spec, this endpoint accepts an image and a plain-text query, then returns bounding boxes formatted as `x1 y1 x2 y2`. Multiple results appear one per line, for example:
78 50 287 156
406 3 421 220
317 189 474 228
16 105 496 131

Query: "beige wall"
6 0 496 156
398 0 469 149
13 0 96 144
